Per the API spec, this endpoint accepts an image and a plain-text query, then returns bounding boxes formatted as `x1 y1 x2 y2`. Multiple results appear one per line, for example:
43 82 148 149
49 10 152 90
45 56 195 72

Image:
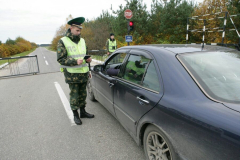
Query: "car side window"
108 53 126 65
122 54 150 85
142 60 160 92
104 52 127 75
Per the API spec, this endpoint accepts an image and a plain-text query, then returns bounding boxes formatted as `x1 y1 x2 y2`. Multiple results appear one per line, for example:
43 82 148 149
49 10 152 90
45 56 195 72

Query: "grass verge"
0 48 37 66
45 46 56 52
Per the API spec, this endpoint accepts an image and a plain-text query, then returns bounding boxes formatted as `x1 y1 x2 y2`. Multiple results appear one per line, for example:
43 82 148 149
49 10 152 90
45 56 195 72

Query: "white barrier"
0 62 9 69
92 59 104 64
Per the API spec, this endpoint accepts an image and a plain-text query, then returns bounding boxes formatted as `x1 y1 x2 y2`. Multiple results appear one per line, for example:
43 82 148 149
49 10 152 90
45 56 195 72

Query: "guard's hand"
86 57 92 63
89 71 92 79
107 52 110 55
77 59 83 65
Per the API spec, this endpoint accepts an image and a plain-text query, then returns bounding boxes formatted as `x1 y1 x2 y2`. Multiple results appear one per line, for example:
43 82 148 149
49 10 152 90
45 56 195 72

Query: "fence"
0 55 40 78
186 12 240 50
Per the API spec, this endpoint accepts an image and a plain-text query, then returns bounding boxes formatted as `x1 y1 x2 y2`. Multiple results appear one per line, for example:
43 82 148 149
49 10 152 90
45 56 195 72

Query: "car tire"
87 80 96 101
144 125 177 160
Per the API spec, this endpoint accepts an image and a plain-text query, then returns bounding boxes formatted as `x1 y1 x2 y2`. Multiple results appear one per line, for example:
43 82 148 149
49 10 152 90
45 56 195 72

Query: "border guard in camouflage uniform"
57 17 94 125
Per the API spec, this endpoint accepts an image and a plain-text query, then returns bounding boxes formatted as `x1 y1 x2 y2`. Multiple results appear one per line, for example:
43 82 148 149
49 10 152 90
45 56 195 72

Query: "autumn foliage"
0 37 37 58
189 0 240 44
51 0 240 51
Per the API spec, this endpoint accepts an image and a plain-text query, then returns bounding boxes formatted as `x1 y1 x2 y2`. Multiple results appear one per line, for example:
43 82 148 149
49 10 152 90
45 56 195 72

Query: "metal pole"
36 55 40 74
16 59 20 75
202 19 206 50
127 19 130 46
228 13 240 42
222 12 228 45
186 18 189 44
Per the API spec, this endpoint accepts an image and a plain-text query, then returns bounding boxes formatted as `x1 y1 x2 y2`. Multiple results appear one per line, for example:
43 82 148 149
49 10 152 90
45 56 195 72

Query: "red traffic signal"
129 21 134 31
129 21 133 26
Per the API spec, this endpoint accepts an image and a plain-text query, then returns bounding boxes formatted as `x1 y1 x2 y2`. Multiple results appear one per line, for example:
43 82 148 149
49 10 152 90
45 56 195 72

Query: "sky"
0 0 203 44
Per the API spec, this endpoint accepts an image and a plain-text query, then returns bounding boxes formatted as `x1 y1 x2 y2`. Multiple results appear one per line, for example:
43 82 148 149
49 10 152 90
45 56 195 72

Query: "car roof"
119 44 236 55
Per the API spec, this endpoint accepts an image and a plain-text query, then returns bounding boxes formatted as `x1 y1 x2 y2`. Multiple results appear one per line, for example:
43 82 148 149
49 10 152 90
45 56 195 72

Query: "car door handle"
108 82 114 87
136 96 149 104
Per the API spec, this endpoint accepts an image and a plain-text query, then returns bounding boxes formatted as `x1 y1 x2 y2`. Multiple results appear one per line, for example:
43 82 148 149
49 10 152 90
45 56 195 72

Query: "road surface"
0 47 145 160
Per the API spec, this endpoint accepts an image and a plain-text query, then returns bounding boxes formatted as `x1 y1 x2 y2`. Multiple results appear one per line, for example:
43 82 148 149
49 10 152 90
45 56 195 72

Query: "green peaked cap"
68 17 85 29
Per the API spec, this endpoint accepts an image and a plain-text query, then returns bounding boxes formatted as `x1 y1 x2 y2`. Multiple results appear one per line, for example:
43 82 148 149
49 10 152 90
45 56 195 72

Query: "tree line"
0 37 37 58
50 0 240 51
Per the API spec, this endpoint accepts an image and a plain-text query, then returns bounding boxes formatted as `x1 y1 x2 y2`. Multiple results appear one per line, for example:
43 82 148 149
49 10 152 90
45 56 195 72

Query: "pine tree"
151 0 194 44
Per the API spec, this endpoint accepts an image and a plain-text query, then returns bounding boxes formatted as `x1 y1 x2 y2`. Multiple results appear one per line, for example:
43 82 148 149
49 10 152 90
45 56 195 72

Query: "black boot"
72 110 82 125
80 107 94 118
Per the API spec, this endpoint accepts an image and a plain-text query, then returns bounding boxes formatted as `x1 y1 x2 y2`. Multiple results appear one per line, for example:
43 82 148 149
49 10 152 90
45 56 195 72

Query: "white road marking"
54 82 76 126
44 57 45 59
45 60 49 65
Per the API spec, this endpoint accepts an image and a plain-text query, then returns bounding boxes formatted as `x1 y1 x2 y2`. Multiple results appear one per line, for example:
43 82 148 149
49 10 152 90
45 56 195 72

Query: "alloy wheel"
146 131 172 160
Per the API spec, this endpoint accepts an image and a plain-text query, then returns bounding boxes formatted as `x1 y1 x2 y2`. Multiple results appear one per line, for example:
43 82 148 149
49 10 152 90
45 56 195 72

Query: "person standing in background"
106 33 117 56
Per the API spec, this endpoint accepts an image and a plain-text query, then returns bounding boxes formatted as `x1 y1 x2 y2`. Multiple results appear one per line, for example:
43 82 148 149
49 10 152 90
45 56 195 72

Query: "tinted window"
104 53 127 74
142 61 160 92
122 54 150 85
178 51 240 103
109 53 127 65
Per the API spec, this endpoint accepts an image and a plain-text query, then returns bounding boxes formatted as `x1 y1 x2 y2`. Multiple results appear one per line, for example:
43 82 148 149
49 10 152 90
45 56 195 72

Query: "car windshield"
178 50 240 104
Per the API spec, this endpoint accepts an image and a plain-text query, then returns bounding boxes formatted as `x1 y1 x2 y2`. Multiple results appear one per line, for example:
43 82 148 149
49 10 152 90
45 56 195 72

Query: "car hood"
223 103 240 113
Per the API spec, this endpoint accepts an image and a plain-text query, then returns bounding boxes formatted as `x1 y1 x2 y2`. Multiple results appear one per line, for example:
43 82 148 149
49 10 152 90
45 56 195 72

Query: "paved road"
0 47 145 160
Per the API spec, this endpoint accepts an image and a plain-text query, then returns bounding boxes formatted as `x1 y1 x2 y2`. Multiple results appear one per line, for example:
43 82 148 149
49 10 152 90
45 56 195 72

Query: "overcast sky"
0 0 202 44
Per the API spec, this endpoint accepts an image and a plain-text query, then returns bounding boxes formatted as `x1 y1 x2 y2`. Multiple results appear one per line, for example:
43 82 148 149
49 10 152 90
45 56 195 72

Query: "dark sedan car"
87 44 240 160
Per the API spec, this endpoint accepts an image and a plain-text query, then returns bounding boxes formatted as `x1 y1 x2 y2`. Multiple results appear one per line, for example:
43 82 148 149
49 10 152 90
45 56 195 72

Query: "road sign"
124 9 133 19
125 35 133 42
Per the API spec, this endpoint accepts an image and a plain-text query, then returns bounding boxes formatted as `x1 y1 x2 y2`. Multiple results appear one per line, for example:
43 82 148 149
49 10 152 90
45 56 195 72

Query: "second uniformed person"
57 17 94 125
106 33 117 56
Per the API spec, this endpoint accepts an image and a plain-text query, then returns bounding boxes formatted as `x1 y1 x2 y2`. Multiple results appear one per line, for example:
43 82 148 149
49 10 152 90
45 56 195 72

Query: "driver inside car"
124 60 145 82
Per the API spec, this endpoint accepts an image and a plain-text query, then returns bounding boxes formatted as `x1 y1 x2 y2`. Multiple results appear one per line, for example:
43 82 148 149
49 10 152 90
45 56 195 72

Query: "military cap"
68 17 85 29
110 33 114 36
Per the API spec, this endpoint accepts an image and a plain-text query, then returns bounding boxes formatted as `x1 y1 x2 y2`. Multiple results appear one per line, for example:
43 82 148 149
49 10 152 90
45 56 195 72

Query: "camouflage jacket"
57 29 89 84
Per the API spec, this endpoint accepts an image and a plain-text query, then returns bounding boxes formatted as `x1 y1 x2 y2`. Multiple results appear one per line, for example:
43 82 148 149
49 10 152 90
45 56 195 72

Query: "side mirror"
93 65 103 72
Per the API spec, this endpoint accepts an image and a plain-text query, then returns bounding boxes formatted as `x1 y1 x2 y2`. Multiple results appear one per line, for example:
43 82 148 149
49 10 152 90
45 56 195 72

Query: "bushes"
51 35 63 51
0 37 37 58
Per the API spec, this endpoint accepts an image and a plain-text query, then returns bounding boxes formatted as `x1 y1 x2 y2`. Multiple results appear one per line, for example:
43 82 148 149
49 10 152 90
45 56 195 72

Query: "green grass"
45 46 56 52
0 48 36 66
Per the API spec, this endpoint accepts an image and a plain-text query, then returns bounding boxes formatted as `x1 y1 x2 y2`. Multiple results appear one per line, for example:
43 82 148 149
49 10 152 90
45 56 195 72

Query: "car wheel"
87 80 96 101
144 125 176 160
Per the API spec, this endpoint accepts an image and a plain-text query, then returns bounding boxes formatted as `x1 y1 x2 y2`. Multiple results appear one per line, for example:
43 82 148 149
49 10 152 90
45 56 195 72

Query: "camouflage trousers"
68 82 87 110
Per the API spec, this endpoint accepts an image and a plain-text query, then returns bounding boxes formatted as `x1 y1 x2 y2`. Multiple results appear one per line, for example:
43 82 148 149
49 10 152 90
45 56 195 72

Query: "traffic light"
128 21 134 31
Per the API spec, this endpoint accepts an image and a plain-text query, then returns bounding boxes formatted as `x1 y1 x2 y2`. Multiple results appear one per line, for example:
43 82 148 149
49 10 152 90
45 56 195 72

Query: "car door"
94 50 128 115
113 49 163 136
